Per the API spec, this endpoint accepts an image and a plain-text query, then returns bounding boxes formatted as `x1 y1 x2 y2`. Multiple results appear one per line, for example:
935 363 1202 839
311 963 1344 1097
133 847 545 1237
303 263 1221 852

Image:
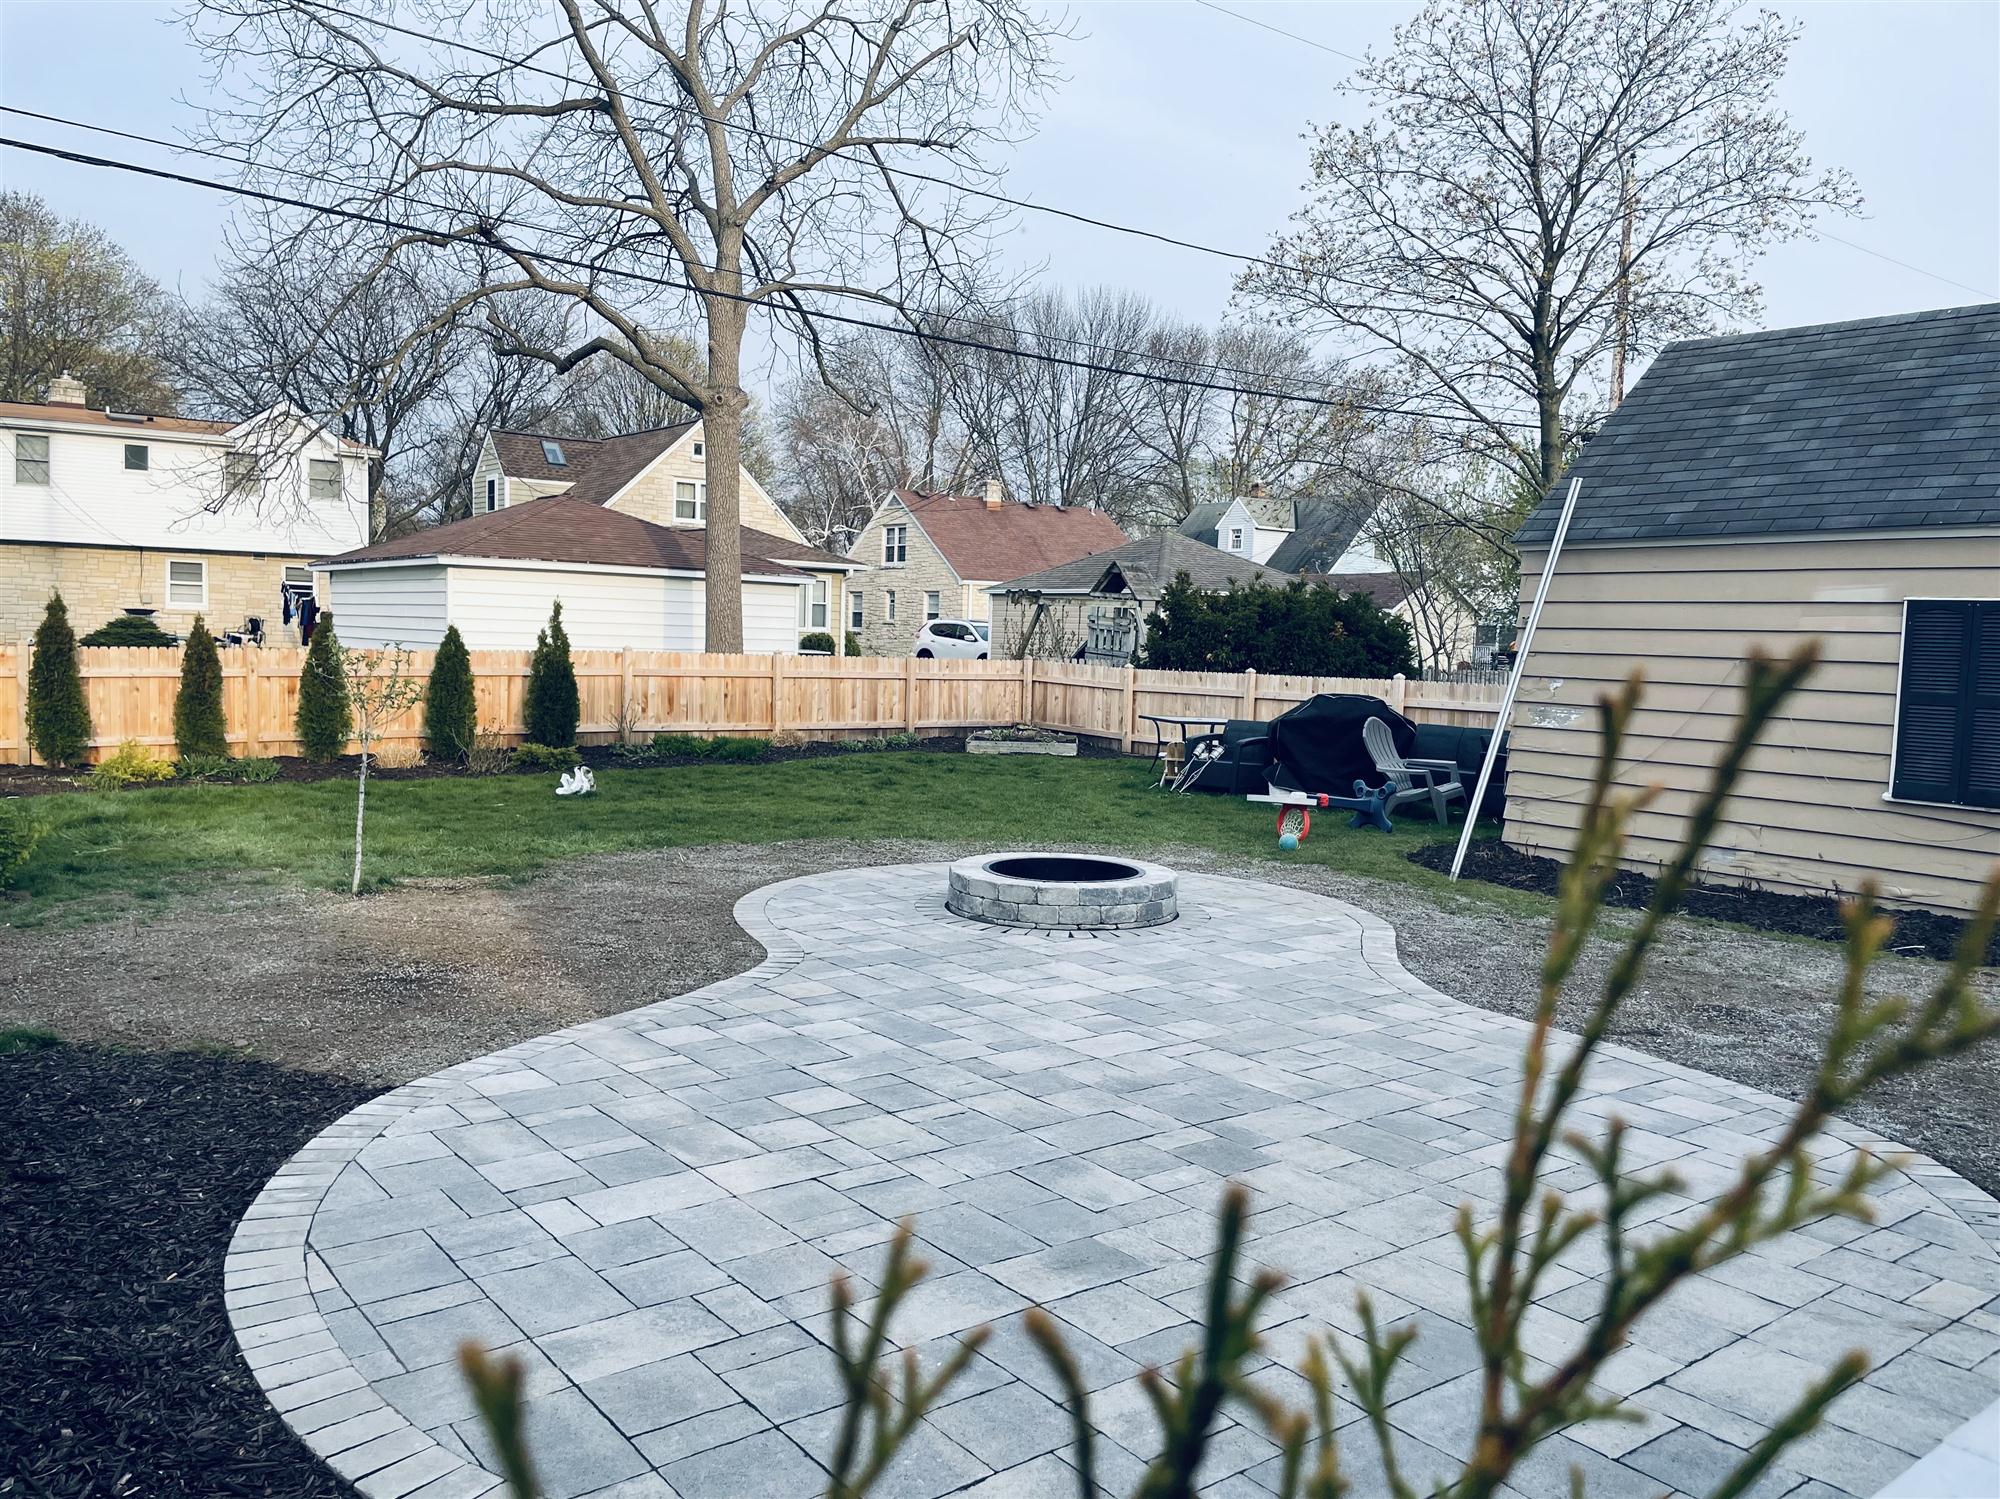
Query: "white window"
886 590 898 622
800 577 829 630
486 477 500 513
15 433 48 484
309 458 341 502
166 559 207 609
124 443 149 471
883 524 907 564
284 565 314 587
675 480 706 521
225 452 257 494
924 591 941 621
850 591 864 629
541 439 567 466
1228 527 1245 551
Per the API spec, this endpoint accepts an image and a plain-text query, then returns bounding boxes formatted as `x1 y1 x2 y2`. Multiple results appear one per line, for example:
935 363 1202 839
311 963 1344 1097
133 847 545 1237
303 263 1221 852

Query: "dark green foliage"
649 733 769 762
1139 574 1415 678
0 801 42 889
26 593 91 767
295 615 351 762
80 613 173 646
844 631 862 656
799 631 838 655
173 618 228 758
510 742 582 772
524 603 579 749
177 753 280 783
425 625 478 761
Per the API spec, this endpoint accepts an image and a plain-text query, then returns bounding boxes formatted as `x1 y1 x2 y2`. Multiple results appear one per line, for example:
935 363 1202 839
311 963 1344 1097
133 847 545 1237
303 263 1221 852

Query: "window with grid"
850 591 864 629
166 559 207 609
15 433 49 484
1891 599 2000 809
924 591 941 621
675 480 706 521
886 590 897 622
309 459 341 501
124 444 149 471
883 524 907 563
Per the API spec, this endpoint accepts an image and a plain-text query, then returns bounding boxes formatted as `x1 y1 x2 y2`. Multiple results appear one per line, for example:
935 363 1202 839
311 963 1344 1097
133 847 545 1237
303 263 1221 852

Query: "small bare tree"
338 644 426 896
190 0 1063 649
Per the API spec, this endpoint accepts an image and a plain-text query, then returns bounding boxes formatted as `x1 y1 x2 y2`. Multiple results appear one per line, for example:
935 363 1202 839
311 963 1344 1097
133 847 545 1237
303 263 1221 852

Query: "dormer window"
541 440 567 467
1228 527 1245 552
692 440 704 458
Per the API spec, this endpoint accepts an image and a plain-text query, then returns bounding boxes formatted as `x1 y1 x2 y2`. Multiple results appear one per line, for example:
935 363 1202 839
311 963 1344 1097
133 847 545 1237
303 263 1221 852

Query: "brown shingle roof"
314 498 845 577
490 422 698 505
895 489 1127 581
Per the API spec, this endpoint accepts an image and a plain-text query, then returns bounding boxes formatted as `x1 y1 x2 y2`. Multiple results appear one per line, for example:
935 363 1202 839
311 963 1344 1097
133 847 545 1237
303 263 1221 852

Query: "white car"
913 619 990 659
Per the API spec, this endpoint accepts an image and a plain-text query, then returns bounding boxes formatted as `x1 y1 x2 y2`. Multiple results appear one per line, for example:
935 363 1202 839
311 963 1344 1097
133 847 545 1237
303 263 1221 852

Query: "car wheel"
916 649 933 658
977 653 988 660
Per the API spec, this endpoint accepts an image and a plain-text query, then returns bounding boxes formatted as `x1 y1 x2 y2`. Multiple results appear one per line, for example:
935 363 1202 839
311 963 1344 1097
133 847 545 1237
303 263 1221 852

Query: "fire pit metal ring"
945 852 1178 930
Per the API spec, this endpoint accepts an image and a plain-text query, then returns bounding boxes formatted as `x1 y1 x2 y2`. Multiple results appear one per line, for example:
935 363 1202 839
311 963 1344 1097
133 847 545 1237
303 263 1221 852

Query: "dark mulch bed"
0 1037 376 1496
0 734 970 797
1414 838 1997 966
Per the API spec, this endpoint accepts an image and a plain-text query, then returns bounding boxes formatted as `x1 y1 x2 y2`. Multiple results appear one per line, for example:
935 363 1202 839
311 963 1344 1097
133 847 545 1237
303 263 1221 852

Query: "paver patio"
227 866 2000 1499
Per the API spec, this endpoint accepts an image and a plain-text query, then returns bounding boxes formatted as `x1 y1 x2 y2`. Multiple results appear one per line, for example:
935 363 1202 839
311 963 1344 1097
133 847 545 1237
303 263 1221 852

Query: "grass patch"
4 754 1533 924
0 1027 61 1054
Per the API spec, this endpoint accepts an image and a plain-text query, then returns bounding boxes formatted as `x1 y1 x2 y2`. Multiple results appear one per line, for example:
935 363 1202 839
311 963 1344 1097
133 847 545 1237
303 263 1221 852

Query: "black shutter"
1893 599 2000 809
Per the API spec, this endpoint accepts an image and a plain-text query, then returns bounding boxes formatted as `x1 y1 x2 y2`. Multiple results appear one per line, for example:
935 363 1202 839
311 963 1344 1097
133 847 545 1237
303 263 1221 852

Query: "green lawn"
4 753 1532 925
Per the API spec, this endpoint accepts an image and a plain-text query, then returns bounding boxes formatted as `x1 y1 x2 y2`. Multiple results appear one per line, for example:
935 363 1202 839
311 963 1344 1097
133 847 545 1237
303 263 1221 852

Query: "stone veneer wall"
1 542 314 643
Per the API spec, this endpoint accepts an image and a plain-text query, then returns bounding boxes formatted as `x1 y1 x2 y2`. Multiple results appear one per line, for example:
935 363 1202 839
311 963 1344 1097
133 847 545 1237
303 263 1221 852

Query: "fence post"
1390 672 1408 716
904 656 919 734
1120 665 1137 755
1020 655 1034 727
241 645 262 757
15 643 29 766
620 646 635 742
770 650 786 738
1240 668 1258 722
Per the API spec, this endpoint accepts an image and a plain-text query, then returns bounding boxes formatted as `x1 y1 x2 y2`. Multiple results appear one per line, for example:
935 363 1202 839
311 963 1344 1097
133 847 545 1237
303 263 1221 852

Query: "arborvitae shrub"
296 614 351 762
26 593 90 767
525 602 579 749
844 631 862 656
425 625 478 761
174 617 228 758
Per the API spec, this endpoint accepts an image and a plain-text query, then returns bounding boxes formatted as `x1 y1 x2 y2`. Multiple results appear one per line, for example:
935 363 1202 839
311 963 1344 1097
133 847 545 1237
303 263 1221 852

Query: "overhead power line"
4 131 1546 427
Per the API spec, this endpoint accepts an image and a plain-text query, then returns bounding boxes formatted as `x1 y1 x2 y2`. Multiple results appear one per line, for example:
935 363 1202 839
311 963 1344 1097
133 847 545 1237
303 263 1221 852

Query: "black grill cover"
1267 694 1415 795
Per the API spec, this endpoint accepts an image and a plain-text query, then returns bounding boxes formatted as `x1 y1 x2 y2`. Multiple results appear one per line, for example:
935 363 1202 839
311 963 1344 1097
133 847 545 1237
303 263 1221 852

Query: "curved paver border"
224 865 2000 1499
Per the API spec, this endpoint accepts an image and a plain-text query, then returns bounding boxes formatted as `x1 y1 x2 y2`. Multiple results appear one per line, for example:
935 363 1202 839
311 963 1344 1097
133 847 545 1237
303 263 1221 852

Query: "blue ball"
1277 832 1299 851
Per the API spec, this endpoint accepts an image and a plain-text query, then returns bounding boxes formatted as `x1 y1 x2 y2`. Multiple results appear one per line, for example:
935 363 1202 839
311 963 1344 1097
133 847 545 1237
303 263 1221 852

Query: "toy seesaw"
1246 780 1395 846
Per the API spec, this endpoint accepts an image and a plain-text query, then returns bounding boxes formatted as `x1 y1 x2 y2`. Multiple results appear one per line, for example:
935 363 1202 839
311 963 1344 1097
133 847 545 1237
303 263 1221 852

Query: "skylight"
541 440 567 466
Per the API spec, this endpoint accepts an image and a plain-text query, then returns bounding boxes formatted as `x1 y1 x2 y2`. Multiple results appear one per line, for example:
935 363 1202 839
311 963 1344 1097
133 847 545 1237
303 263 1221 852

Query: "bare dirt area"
4 838 1995 1195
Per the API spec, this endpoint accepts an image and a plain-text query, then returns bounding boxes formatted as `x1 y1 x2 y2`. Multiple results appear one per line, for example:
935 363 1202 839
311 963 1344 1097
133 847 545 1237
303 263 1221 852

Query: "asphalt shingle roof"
1517 303 2000 547
1265 498 1375 572
994 533 1293 596
491 422 698 505
893 489 1127 580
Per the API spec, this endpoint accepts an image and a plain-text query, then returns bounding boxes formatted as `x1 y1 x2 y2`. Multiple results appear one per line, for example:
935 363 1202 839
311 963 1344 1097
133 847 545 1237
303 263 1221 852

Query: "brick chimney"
1247 480 1267 498
983 477 1003 511
46 372 87 406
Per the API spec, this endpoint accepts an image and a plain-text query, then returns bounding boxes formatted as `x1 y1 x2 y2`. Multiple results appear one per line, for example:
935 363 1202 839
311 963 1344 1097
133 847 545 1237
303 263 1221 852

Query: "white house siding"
1503 532 2000 915
324 564 449 648
0 422 368 556
686 579 809 653
444 565 685 650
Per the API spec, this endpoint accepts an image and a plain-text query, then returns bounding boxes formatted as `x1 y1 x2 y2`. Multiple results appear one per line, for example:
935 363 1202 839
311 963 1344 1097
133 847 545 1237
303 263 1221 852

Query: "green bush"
525 602 579 749
844 631 862 656
295 615 350 762
799 631 838 654
174 617 228 758
177 753 280 783
510 742 582 772
648 733 769 762
884 732 923 748
0 802 42 890
80 613 173 647
90 740 176 788
26 593 91 767
425 624 478 761
1140 573 1416 677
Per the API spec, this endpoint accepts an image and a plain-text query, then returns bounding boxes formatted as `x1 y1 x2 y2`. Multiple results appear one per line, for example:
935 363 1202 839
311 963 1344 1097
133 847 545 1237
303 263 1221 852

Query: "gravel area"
0 1040 374 1498
2 838 1994 1192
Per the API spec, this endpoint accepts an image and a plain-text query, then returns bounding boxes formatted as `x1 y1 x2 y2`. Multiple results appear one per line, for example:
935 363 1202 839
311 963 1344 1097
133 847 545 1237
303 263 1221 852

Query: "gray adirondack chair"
1362 716 1467 823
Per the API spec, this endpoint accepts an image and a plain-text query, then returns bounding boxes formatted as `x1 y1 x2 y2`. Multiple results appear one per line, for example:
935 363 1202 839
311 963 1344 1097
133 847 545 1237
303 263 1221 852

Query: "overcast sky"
4 0 1996 398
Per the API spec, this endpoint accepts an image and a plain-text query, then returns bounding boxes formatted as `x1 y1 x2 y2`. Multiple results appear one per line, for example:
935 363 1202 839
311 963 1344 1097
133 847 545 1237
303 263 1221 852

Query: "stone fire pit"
945 852 1177 929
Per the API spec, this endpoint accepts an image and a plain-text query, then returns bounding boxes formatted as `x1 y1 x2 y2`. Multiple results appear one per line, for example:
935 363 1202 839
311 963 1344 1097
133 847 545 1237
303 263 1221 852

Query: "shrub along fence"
0 645 1503 764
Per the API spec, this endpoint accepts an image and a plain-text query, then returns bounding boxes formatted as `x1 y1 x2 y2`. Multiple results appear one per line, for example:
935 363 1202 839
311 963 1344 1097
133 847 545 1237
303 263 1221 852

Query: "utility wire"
4 132 1544 425
0 103 1354 403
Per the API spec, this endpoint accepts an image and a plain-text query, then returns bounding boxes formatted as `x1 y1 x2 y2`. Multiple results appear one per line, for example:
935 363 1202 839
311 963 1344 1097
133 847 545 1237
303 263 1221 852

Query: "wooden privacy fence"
0 645 1502 764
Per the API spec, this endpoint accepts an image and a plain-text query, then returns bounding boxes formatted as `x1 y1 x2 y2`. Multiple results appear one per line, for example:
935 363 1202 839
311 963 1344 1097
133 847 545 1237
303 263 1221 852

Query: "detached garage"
313 498 854 653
